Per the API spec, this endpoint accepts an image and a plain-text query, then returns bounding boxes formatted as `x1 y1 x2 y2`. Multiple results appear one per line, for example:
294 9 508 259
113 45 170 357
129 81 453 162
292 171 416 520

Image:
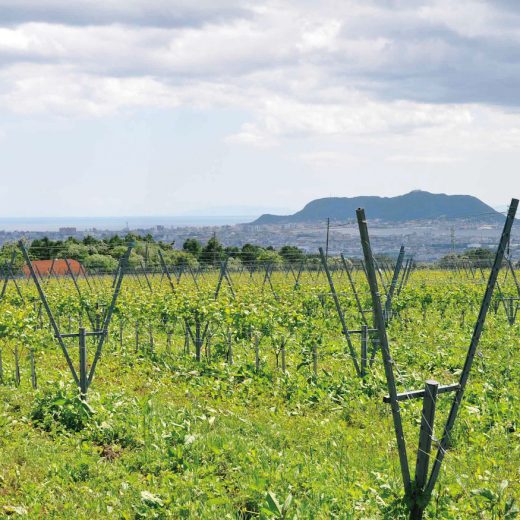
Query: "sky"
0 0 519 217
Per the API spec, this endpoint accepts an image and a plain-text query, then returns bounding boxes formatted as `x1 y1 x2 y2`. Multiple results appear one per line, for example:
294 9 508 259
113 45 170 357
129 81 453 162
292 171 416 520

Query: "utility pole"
212 231 217 266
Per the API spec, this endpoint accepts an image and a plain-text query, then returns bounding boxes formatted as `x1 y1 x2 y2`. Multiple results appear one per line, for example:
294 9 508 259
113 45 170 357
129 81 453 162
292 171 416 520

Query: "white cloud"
0 1 520 215
0 64 181 116
386 154 461 164
0 0 520 119
0 0 250 27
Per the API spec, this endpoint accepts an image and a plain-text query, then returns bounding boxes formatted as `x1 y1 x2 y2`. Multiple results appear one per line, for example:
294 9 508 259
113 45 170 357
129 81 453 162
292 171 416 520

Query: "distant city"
0 215 257 232
0 215 518 262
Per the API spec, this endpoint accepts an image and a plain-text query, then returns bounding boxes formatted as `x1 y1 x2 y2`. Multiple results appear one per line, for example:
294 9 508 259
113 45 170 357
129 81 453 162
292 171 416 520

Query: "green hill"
252 190 501 224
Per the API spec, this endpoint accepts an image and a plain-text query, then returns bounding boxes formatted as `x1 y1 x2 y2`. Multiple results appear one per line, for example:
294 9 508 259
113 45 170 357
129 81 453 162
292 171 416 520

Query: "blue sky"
0 0 519 217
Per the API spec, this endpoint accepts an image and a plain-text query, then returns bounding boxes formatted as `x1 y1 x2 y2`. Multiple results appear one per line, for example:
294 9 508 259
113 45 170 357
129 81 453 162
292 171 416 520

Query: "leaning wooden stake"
356 208 412 496
255 336 260 371
19 240 132 395
79 328 88 397
360 325 368 378
14 345 20 387
227 327 233 365
319 247 361 376
357 198 518 520
410 380 438 520
281 340 286 373
422 198 518 506
384 245 405 323
30 348 37 389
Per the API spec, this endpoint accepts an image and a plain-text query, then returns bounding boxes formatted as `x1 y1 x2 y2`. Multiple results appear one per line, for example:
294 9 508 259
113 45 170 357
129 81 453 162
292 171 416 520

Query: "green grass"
0 271 519 518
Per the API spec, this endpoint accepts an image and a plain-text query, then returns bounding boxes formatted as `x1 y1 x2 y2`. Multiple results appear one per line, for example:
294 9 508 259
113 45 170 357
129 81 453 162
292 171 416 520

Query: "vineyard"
0 207 519 519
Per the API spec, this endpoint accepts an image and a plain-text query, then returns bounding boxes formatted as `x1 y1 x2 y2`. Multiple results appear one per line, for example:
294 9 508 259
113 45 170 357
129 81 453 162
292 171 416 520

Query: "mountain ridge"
250 191 503 224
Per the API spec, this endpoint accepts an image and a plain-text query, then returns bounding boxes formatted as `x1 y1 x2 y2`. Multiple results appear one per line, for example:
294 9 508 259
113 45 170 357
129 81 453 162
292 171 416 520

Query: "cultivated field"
0 265 519 519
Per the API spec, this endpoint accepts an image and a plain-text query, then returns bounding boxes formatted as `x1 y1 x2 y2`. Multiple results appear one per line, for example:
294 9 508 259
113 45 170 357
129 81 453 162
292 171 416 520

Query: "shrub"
31 383 93 433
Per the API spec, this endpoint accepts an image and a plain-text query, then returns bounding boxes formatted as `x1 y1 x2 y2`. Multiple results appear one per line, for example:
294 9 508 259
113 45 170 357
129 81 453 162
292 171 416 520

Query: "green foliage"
0 268 518 518
83 253 118 272
31 383 93 432
200 236 225 266
183 238 202 258
279 245 304 264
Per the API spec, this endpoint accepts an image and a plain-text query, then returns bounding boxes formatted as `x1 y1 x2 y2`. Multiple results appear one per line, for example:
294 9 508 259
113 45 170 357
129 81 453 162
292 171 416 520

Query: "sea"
0 216 258 232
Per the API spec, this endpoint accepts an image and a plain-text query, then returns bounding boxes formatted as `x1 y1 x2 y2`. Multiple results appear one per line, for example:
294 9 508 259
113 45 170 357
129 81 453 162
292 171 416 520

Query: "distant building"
59 227 77 234
23 258 83 277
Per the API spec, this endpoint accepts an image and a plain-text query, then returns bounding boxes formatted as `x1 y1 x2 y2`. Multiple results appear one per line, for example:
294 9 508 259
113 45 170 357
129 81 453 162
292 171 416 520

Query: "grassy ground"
0 271 519 518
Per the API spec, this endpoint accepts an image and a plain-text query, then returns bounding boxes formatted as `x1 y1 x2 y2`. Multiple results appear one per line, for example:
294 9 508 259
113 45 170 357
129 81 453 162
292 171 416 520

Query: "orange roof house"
23 259 84 277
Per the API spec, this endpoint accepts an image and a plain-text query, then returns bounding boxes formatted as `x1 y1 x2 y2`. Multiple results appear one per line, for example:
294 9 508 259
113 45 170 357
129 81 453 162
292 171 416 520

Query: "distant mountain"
251 191 502 224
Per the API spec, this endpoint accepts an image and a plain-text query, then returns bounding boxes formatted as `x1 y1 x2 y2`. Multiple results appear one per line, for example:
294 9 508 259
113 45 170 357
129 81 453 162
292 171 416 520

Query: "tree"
241 243 262 267
127 251 145 268
61 243 91 263
83 235 100 246
439 248 495 269
84 254 118 272
464 247 494 263
108 235 124 247
438 253 459 269
160 250 198 269
124 233 140 244
279 245 304 264
257 249 283 266
200 236 224 266
224 246 240 258
173 251 199 268
0 242 25 272
111 245 130 259
183 239 202 259
28 237 55 260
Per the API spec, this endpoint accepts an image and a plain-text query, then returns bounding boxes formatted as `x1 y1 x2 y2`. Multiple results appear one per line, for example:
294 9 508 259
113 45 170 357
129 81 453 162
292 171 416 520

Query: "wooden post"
14 345 20 387
356 208 412 496
135 320 139 353
148 324 154 355
227 327 233 365
341 254 368 326
424 198 518 503
361 325 368 378
86 245 132 388
184 321 190 355
255 336 260 371
319 247 361 376
206 332 211 359
281 340 286 373
79 327 88 397
312 344 318 378
166 332 172 355
30 348 37 389
410 380 439 520
0 347 3 383
195 319 202 362
385 245 405 323
119 319 124 350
